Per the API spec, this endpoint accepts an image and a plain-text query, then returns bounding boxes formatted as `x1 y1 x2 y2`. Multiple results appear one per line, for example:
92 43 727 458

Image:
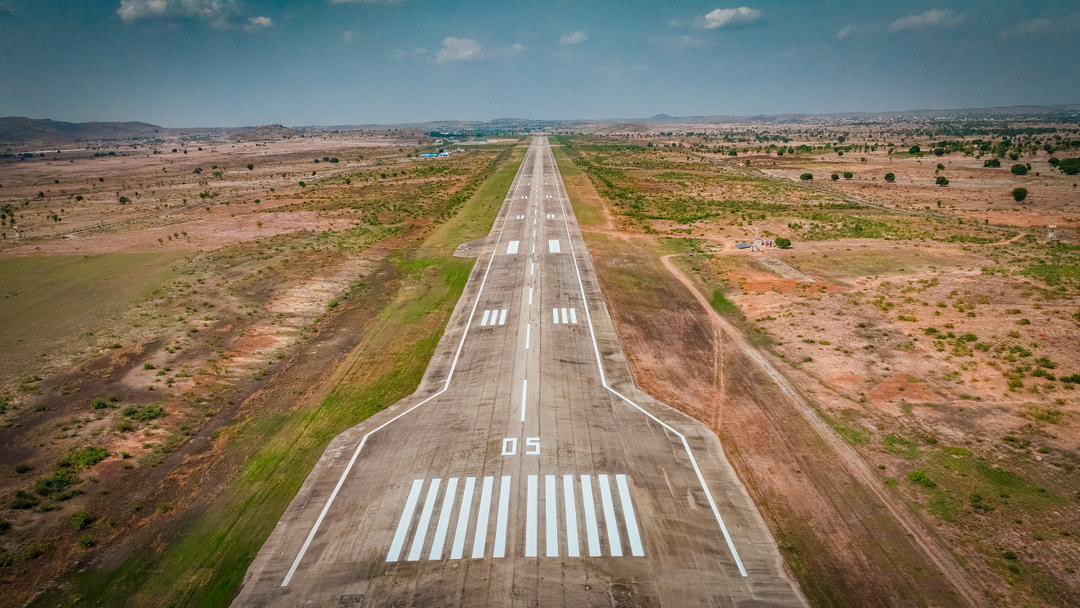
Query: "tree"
831 173 839 181
983 158 1001 167
1011 164 1028 175
843 171 854 179
1057 158 1080 175
246 163 254 170
909 145 921 155
884 172 896 182
935 176 949 186
799 173 813 181
775 237 792 248
1012 187 1028 202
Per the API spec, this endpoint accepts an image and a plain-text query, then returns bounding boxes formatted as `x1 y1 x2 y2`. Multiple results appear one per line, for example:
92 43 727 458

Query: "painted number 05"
501 437 540 456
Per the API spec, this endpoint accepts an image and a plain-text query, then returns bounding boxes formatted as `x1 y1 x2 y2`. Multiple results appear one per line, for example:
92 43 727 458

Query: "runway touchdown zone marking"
479 309 509 327
551 307 578 325
385 474 644 563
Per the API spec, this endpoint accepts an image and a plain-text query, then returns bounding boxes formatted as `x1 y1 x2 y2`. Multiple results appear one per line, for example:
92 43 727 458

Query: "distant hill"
0 117 164 143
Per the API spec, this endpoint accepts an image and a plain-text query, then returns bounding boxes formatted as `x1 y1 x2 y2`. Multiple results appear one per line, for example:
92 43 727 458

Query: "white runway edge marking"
281 143 533 586
549 142 749 577
548 239 561 253
506 240 519 255
551 307 578 325
386 479 424 562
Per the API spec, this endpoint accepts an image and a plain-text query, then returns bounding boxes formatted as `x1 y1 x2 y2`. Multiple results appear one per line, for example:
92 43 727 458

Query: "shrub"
246 163 254 170
118 196 130 204
843 171 853 179
935 176 949 186
0 517 10 534
78 536 96 548
1010 164 1028 175
884 172 896 182
983 158 1001 167
70 511 95 531
1057 157 1080 175
91 397 111 409
908 469 936 488
1011 187 1027 202
799 173 813 181
34 467 79 499
775 237 792 248
62 446 108 469
14 464 32 474
123 404 165 421
909 145 921 155
831 173 839 181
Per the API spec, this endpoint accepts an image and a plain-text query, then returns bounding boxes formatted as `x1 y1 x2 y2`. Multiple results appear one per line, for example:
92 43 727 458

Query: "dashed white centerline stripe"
493 475 511 558
525 323 531 350
616 474 645 557
520 378 528 422
471 476 494 559
450 476 476 560
428 477 458 560
545 474 559 557
525 475 538 557
580 474 601 557
528 286 533 305
407 478 441 561
386 479 424 562
563 474 580 558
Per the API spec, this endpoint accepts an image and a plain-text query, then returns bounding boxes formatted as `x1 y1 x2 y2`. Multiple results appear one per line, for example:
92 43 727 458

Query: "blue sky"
1 1 1078 126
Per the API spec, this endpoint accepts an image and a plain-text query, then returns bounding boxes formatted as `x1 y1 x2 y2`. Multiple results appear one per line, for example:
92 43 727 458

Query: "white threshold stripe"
281 140 533 586
598 474 622 557
499 308 508 326
580 475 601 557
545 474 559 557
569 308 578 324
428 477 458 560
481 309 491 326
551 141 749 577
450 476 476 559
520 378 528 422
525 475 538 557
493 475 511 558
407 478 441 561
386 479 424 562
472 476 494 558
563 474 580 557
616 475 645 557
561 307 569 324
552 308 559 324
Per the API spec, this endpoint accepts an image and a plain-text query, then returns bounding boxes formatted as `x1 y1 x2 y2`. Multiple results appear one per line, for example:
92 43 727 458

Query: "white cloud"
835 23 876 40
700 6 762 30
888 9 964 32
117 0 242 28
437 37 483 64
559 31 587 46
244 15 272 31
342 30 356 44
998 17 1051 39
508 42 525 55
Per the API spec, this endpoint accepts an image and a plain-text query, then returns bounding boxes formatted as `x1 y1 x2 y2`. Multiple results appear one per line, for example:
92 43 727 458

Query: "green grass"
31 143 525 608
0 252 181 380
709 288 739 316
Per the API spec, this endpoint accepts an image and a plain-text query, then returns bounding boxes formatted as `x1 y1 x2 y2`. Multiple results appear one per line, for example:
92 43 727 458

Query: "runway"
233 137 805 607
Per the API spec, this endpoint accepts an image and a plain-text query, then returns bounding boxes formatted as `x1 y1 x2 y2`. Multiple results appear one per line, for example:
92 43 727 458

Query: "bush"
935 176 949 186
246 163 254 170
70 511 95 531
799 173 813 181
1012 187 1027 202
909 145 921 155
123 404 165 421
831 173 839 181
983 158 1001 167
775 237 792 248
843 171 853 179
78 536 96 548
1057 157 1080 175
9 490 39 509
62 446 108 469
884 172 896 182
34 468 79 499
1010 164 1028 175
908 469 936 488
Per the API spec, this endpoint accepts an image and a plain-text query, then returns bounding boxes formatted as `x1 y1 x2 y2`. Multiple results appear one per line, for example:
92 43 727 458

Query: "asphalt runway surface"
234 137 805 607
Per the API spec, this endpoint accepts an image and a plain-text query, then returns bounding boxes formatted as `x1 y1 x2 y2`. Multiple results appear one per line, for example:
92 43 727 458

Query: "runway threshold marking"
552 307 578 324
479 309 508 326
385 474 644 563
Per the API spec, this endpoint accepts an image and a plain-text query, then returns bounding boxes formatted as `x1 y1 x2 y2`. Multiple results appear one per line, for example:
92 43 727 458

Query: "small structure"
1047 224 1058 242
